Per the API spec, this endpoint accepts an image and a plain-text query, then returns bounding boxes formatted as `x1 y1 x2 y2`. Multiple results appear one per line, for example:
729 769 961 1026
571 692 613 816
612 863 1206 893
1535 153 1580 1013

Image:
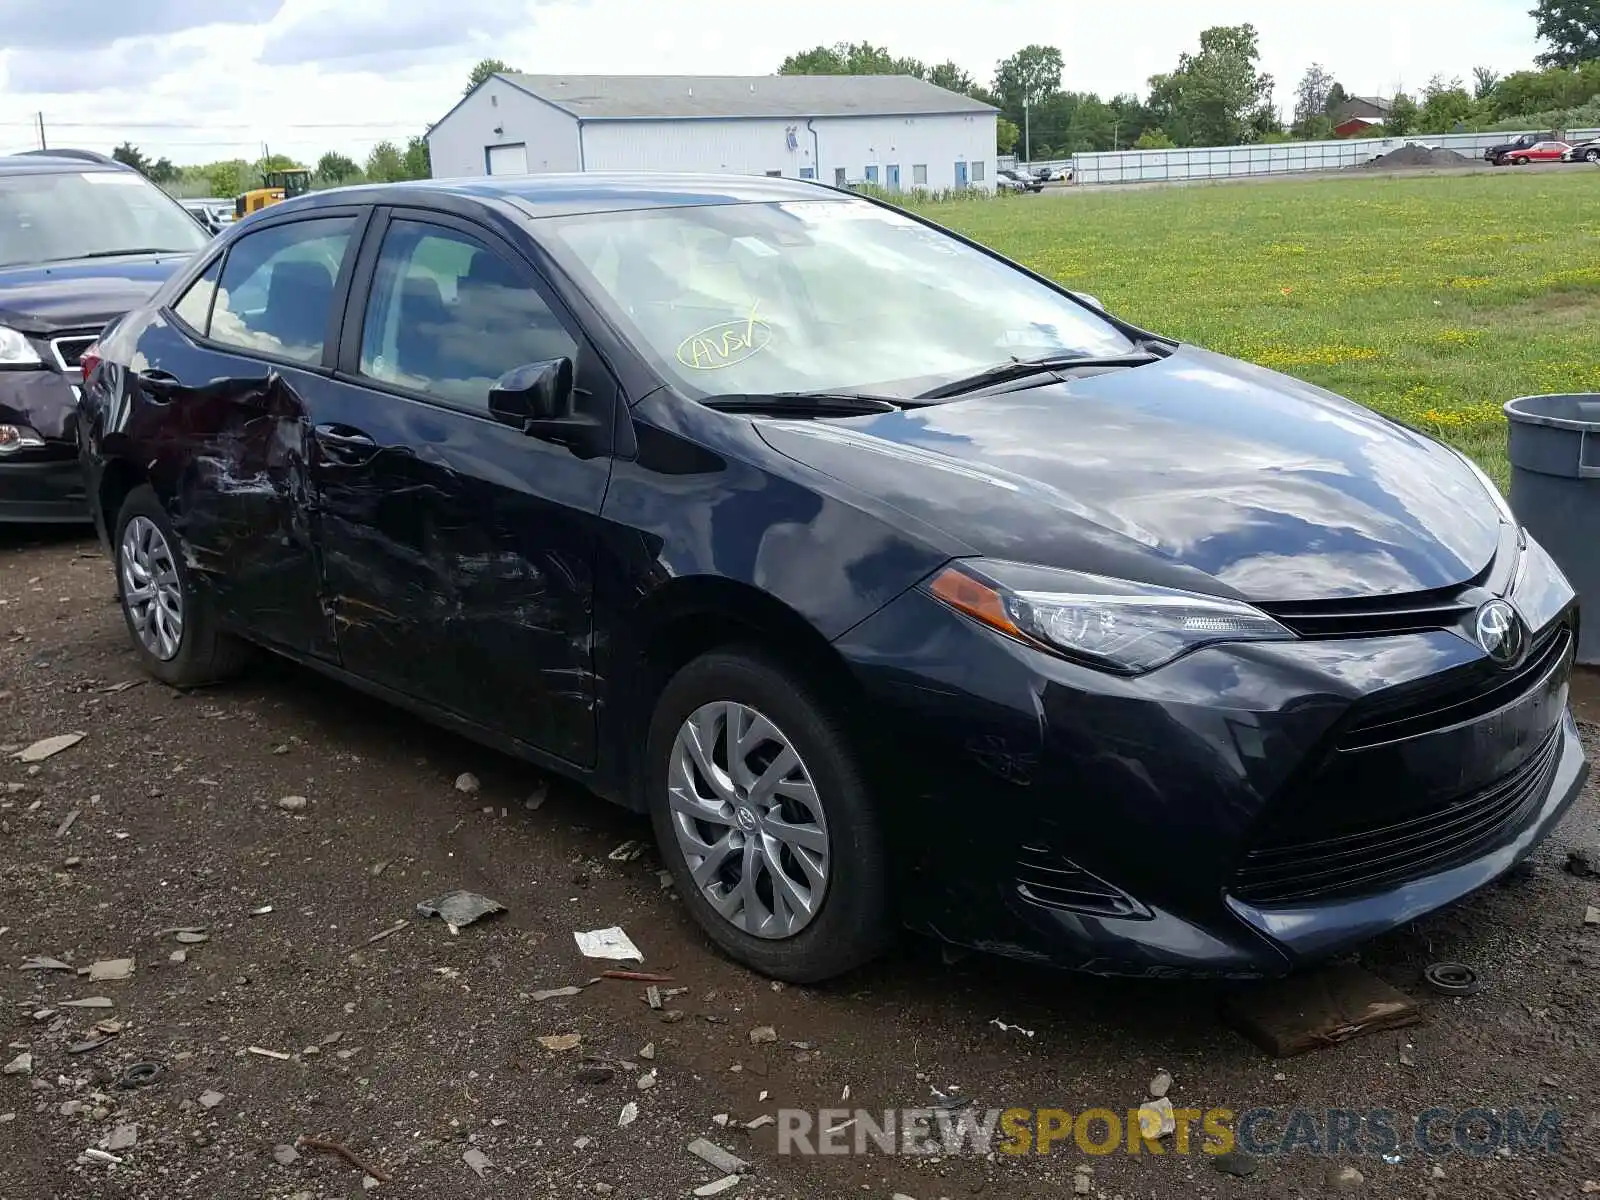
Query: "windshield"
543 198 1135 398
0 170 208 269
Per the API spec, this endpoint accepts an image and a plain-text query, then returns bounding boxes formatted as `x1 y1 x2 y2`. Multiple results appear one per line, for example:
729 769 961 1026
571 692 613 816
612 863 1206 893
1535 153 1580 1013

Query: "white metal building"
426 74 998 192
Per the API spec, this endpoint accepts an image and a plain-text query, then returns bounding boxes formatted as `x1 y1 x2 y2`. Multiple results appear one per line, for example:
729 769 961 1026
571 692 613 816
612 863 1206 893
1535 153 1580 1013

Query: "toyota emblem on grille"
1474 599 1523 665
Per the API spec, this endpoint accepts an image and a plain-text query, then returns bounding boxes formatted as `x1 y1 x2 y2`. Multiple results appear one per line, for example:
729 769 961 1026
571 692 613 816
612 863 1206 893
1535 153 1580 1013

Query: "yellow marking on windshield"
677 299 772 370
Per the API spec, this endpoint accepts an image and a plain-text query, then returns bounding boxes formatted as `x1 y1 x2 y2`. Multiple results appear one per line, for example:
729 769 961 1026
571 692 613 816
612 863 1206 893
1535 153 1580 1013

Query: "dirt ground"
2 524 1598 1200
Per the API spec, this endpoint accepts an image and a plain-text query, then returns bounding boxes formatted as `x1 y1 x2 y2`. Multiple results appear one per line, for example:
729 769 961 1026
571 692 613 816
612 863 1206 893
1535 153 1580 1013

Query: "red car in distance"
1497 140 1571 165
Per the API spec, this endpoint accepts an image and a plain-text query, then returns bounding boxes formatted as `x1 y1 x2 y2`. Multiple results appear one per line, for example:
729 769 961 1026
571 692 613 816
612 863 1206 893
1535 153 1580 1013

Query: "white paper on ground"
573 926 643 962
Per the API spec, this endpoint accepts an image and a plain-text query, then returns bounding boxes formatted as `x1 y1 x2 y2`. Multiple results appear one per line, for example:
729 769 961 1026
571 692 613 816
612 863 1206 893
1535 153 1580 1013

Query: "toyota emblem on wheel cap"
1474 599 1523 664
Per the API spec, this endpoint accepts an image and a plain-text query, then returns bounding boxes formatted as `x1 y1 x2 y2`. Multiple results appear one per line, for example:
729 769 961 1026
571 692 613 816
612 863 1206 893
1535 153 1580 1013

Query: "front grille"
1014 845 1147 918
49 334 98 373
1232 727 1562 905
1256 576 1486 640
1339 624 1570 751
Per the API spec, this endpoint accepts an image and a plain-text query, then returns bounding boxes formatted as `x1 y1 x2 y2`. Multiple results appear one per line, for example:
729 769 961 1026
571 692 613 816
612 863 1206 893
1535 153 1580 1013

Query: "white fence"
1013 128 1599 186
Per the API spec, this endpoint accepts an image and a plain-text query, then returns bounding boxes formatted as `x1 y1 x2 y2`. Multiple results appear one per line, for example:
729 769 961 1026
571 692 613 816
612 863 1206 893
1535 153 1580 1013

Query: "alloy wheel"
667 701 830 939
119 515 184 661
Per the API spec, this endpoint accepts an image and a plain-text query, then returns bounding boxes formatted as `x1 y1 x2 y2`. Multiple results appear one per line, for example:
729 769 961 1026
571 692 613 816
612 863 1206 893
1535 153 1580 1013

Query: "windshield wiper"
917 349 1164 400
70 248 195 260
702 392 918 417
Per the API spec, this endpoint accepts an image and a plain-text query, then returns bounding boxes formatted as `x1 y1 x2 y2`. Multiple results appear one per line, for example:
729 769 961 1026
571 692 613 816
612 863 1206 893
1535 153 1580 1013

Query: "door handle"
313 423 379 464
136 369 181 402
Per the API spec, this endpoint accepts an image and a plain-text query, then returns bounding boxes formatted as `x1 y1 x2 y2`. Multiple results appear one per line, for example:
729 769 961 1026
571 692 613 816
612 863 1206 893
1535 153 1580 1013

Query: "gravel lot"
2 525 1598 1199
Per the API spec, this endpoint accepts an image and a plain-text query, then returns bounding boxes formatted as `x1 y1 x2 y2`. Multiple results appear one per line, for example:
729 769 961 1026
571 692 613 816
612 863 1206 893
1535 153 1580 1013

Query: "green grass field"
918 170 1600 483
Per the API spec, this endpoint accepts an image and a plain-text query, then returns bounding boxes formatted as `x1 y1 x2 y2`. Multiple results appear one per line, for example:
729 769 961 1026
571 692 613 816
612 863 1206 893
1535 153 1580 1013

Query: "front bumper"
1 367 88 523
835 576 1588 980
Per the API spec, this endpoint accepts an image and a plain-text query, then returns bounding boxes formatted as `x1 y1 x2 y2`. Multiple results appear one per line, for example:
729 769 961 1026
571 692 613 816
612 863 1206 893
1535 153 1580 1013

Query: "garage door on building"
485 143 528 176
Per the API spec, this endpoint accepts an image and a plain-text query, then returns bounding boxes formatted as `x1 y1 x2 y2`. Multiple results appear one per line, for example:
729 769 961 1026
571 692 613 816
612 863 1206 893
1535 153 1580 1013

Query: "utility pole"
36 112 45 150
1024 95 1031 164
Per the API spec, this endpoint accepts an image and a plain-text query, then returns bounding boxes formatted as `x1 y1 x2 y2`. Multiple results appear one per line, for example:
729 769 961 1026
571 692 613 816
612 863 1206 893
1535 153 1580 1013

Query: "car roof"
260 171 852 220
0 152 127 176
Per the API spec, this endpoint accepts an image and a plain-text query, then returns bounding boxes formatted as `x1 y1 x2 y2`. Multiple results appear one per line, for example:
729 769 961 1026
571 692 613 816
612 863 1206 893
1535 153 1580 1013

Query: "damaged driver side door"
135 211 366 658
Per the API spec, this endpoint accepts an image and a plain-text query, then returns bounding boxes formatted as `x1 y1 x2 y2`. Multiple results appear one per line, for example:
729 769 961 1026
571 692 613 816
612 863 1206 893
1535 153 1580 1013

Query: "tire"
1585 149 1600 163
646 649 891 983
1514 156 1529 166
112 485 250 687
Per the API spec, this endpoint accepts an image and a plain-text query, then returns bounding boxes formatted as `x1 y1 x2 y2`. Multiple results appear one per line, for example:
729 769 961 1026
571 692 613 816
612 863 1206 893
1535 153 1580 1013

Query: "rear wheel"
646 650 891 982
113 486 250 687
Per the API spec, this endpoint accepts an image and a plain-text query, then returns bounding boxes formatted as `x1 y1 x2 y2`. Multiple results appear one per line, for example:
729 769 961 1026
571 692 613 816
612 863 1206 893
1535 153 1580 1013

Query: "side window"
171 257 221 335
210 217 355 365
358 219 578 411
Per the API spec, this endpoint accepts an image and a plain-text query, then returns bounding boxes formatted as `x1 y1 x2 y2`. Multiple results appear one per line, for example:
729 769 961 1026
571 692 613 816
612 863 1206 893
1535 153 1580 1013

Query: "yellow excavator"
235 166 313 219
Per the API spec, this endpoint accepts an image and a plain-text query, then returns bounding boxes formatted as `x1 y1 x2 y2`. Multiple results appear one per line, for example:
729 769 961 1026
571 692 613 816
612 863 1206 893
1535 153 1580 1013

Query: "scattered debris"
87 958 134 982
990 1019 1035 1038
687 1138 750 1175
1213 1149 1259 1177
247 1046 291 1061
745 1114 775 1131
575 927 644 962
370 856 398 877
198 1091 225 1109
60 997 113 1009
601 969 672 983
694 1178 742 1197
68 1036 111 1054
175 931 209 945
607 840 646 862
1422 962 1481 996
575 1062 615 1085
361 921 410 947
115 1063 163 1090
249 905 274 917
618 1101 638 1128
748 1026 777 1045
1325 1164 1365 1190
20 956 72 972
153 924 209 939
455 772 480 794
1564 848 1599 878
82 1148 122 1167
296 1135 393 1183
1221 963 1421 1057
1149 1070 1173 1098
639 1043 656 1061
637 1069 658 1091
2 1052 31 1076
103 1124 138 1152
463 1146 492 1177
273 1143 301 1166
277 795 309 813
416 890 505 932
55 809 80 837
169 951 186 964
14 732 85 762
1073 1166 1093 1194
538 1034 583 1052
532 986 585 1001
1586 906 1600 927
1137 1096 1176 1139
646 985 663 1010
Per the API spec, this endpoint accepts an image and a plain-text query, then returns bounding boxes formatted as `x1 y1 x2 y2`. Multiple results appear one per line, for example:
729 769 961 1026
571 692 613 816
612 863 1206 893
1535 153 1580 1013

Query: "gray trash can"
1504 392 1600 665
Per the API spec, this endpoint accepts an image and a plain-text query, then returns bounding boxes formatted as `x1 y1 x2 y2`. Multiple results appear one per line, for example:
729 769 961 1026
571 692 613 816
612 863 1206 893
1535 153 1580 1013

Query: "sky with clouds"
0 0 1545 165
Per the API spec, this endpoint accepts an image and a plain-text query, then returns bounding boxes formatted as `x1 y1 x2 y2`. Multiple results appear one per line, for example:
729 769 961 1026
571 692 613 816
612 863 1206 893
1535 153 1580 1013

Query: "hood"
0 253 187 334
755 346 1502 603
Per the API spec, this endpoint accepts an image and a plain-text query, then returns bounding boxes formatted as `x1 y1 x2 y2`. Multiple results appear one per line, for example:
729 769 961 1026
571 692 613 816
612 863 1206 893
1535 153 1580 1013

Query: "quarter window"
172 257 221 335
210 217 355 365
358 219 578 411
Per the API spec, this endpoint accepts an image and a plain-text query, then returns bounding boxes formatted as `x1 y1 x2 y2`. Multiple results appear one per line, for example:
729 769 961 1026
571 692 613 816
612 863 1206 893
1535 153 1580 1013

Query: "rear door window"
210 217 355 366
171 257 222 335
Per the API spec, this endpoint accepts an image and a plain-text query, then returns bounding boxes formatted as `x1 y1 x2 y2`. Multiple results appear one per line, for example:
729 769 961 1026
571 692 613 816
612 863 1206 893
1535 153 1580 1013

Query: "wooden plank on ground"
1221 963 1422 1057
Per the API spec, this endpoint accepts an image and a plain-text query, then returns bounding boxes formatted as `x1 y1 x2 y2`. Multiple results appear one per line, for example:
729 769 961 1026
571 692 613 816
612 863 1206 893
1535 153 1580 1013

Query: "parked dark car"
77 174 1588 983
997 168 1044 193
0 149 208 521
1562 137 1600 163
1483 133 1541 163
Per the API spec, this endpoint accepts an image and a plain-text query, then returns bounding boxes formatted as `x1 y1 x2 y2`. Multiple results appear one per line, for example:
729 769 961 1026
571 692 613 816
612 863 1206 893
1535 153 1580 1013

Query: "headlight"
925 560 1294 674
0 325 41 368
0 424 46 454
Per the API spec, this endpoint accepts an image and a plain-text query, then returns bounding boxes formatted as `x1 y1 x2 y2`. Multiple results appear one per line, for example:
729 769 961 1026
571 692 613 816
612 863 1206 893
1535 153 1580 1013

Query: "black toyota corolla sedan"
77 174 1588 983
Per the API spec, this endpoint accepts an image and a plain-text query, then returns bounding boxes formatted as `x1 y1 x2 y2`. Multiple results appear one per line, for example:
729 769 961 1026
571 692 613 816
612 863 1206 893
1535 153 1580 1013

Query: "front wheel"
1514 156 1530 165
1585 149 1600 163
646 650 891 982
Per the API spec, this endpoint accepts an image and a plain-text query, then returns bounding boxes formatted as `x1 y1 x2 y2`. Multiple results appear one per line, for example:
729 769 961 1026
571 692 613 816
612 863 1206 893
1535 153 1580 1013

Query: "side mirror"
1071 291 1106 311
489 357 574 428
